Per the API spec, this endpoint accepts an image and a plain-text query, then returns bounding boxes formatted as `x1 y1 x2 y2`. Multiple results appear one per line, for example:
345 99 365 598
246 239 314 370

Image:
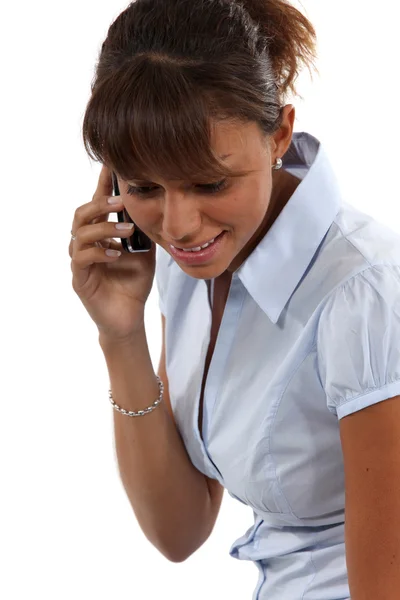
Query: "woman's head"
82 0 318 277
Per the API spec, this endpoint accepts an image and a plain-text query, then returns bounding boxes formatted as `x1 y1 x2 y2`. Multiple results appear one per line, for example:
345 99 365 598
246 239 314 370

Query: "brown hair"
82 0 318 184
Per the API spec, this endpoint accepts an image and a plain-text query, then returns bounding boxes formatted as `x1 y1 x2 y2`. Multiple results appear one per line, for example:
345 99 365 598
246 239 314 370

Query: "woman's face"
118 104 296 278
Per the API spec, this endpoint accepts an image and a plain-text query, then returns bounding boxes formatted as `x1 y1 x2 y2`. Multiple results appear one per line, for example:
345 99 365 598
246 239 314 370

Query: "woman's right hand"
69 165 157 342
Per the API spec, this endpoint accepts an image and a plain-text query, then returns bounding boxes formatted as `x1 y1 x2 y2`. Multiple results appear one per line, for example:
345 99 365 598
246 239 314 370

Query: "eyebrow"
126 154 232 184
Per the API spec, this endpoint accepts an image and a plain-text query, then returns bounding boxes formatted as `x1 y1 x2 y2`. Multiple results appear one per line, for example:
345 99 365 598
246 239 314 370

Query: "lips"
173 231 224 251
168 230 226 264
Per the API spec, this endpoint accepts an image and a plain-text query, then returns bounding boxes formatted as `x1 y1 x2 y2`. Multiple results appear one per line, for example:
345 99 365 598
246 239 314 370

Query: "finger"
94 163 114 199
70 245 122 284
69 232 122 259
95 238 123 252
70 190 124 245
70 237 124 273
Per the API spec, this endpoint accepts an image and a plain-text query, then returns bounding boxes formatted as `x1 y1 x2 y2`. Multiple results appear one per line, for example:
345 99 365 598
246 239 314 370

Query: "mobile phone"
111 172 152 253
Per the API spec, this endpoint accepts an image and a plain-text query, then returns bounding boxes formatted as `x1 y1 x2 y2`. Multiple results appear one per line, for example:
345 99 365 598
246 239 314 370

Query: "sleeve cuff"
332 378 400 420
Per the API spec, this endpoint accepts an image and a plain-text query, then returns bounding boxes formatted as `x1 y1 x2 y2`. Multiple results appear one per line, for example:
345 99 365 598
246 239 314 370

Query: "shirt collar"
236 131 343 323
164 132 344 323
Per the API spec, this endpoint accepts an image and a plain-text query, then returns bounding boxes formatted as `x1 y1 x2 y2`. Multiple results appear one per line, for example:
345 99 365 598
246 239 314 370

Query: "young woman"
69 1 400 598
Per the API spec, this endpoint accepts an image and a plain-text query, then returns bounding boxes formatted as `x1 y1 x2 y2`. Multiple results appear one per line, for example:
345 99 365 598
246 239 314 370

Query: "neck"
225 169 301 275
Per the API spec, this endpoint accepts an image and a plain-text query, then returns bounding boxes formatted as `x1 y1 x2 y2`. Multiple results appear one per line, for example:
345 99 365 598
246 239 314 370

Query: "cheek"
228 184 271 224
122 200 154 227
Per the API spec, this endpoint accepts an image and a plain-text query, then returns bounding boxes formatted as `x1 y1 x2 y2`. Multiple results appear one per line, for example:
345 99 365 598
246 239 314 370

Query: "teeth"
173 236 216 252
181 237 215 252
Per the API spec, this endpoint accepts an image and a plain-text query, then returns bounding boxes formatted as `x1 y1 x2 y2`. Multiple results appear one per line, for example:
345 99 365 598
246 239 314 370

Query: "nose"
162 194 202 245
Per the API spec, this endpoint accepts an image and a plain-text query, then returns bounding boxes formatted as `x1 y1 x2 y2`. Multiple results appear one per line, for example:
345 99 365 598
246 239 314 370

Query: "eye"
126 179 228 197
126 184 157 196
199 179 228 194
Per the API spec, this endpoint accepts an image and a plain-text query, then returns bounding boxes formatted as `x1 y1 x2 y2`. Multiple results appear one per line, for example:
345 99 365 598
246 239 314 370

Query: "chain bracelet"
108 375 164 417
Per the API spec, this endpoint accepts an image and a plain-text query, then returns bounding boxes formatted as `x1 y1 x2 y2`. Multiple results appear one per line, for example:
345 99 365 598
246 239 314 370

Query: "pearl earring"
272 157 283 170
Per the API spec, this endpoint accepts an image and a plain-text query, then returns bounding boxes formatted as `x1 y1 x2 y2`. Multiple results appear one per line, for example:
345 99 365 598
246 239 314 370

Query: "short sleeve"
317 265 400 420
155 244 171 316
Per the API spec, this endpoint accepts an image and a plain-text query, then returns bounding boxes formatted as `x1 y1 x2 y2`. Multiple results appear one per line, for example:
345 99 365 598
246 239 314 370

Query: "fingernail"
116 223 134 230
108 197 122 205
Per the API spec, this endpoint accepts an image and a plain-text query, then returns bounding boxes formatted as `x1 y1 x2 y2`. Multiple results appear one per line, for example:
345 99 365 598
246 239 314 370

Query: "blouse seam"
335 221 373 269
317 263 400 410
329 376 400 409
335 220 400 273
268 342 318 518
319 263 400 307
301 549 318 600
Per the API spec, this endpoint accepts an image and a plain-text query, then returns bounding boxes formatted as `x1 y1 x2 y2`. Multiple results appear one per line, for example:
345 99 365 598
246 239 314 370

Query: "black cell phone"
111 172 152 253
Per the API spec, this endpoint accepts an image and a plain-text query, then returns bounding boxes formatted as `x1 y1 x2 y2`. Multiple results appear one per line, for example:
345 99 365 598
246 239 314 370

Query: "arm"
339 394 400 599
99 314 224 563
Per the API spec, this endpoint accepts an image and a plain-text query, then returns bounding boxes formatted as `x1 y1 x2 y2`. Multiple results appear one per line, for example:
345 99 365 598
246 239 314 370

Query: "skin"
117 104 300 283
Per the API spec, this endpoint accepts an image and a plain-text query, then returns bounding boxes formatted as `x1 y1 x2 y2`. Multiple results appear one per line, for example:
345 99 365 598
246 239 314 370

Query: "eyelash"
126 179 228 197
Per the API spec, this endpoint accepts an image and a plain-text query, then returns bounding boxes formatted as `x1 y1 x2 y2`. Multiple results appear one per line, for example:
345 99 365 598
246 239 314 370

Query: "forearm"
99 330 213 562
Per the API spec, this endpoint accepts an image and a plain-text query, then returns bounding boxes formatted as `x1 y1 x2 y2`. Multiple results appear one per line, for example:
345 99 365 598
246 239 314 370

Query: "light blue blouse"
155 131 400 600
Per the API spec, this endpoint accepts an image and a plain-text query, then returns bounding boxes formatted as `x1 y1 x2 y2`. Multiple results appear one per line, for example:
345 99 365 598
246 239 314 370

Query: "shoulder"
317 264 400 419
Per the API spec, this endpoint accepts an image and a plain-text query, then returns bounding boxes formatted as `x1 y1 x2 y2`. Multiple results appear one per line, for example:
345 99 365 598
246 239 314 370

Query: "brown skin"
118 104 299 282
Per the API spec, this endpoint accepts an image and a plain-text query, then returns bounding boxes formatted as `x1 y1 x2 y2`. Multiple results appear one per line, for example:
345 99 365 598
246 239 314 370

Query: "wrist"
98 327 146 350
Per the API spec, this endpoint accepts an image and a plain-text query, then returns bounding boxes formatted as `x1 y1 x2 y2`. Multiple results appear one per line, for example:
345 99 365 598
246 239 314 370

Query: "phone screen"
111 171 152 253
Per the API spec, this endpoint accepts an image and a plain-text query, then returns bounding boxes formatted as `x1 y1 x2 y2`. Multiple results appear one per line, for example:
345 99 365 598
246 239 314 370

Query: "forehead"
128 154 230 183
125 121 266 184
213 120 265 154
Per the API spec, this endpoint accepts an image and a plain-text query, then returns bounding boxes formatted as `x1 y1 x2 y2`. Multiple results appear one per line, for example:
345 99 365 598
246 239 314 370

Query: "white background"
1 1 399 598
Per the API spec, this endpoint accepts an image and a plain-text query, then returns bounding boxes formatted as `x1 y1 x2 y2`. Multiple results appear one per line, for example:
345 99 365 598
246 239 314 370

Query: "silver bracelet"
108 375 164 417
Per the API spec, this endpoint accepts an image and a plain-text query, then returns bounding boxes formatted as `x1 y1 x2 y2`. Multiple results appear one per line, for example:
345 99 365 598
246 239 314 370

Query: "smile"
170 235 220 252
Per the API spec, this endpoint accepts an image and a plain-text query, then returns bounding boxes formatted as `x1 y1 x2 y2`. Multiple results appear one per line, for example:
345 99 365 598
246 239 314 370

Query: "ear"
272 104 296 158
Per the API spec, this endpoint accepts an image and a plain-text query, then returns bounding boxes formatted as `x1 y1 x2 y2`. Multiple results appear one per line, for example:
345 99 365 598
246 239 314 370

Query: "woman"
69 1 400 598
